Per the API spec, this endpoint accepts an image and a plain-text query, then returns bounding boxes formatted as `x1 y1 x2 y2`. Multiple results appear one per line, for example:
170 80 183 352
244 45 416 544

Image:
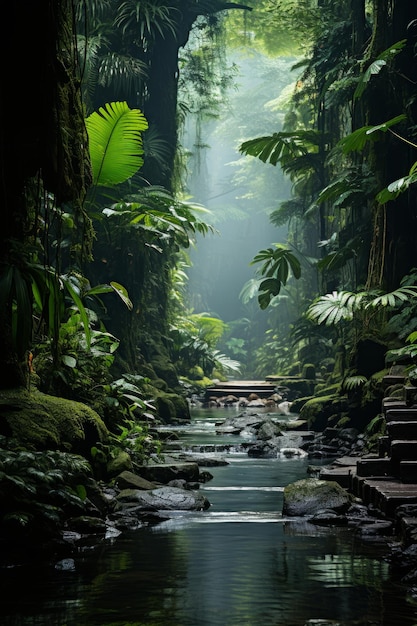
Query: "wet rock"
199 470 214 483
277 401 293 415
310 510 348 526
390 543 417 577
247 442 276 458
257 419 283 440
66 515 107 535
136 462 200 483
54 558 76 571
283 478 353 516
108 504 162 531
247 399 265 407
357 520 394 536
116 486 210 511
179 455 229 467
115 470 157 491
215 415 263 434
401 567 417 584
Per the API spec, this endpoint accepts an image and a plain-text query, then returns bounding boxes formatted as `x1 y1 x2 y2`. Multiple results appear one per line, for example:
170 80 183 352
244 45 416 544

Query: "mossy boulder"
302 364 316 380
107 451 133 478
298 393 348 431
150 355 180 389
0 388 108 454
283 478 353 516
154 390 190 423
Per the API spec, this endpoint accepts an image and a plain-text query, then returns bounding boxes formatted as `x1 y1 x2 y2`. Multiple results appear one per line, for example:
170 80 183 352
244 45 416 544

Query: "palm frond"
85 101 148 187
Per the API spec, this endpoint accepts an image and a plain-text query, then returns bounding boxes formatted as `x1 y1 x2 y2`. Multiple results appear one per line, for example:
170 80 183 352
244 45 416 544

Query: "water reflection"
1 408 417 625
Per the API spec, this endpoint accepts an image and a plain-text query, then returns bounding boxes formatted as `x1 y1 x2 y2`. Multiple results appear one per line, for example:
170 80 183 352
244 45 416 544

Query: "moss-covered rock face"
298 394 348 431
154 391 190 423
0 388 108 454
267 376 316 399
150 355 180 389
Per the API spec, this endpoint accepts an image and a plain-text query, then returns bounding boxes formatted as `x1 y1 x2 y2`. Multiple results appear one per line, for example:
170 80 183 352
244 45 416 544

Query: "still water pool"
1 408 417 625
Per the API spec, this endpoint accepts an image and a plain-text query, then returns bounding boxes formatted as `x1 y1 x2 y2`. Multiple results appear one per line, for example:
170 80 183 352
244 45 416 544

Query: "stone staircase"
204 380 278 400
354 380 417 517
321 372 417 519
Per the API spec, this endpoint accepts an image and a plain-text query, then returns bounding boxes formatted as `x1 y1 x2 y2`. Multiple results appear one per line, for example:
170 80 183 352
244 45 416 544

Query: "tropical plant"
34 306 119 400
0 438 92 538
307 286 417 328
85 101 148 188
337 113 417 205
289 315 336 368
101 374 156 422
0 100 144 393
252 330 294 377
306 285 417 377
250 244 301 309
110 417 162 465
169 312 240 379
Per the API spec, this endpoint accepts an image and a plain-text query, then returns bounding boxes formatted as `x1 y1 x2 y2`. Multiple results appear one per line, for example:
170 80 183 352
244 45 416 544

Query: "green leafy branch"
307 286 417 327
250 244 301 310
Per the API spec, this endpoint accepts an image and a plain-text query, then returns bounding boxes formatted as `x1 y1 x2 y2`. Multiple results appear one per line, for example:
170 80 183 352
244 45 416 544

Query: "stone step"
385 408 417 422
205 380 278 398
356 457 393 477
382 398 407 412
355 477 399 504
377 489 417 518
382 374 406 388
398 516 417 544
386 421 417 440
390 440 417 462
318 466 355 489
400 461 417 484
354 477 417 516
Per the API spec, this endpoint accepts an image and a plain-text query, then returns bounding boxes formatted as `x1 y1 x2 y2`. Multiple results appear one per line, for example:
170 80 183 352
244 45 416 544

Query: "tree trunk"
365 0 417 290
0 0 90 389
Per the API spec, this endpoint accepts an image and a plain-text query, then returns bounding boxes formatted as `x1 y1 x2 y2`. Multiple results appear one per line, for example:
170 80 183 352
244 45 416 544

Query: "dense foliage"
236 0 417 383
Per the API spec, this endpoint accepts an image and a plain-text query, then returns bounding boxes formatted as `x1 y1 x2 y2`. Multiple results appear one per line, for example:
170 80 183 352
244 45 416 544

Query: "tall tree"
77 0 252 189
0 0 91 389
360 1 417 290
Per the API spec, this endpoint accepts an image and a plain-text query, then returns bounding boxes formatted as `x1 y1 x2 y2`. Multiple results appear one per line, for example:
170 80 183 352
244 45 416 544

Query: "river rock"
257 419 283 440
215 415 263 434
115 470 157 490
66 515 107 534
116 486 210 511
309 510 348 526
282 478 353 516
136 462 200 483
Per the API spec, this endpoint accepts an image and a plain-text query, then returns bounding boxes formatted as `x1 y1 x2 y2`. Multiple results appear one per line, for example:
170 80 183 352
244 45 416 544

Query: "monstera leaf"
85 101 148 187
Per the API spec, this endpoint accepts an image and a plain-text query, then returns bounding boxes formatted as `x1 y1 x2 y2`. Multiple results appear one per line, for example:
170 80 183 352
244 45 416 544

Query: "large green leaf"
239 130 320 168
354 40 406 100
85 101 148 187
338 115 407 154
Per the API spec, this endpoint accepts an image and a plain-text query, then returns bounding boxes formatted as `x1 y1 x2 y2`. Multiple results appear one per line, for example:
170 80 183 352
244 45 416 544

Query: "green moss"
302 364 316 380
153 390 190 423
298 394 348 430
188 366 205 380
314 383 341 397
0 388 108 453
150 355 180 389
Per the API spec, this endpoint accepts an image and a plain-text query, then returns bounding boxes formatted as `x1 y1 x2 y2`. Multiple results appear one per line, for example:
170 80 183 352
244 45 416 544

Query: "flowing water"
1 407 417 625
